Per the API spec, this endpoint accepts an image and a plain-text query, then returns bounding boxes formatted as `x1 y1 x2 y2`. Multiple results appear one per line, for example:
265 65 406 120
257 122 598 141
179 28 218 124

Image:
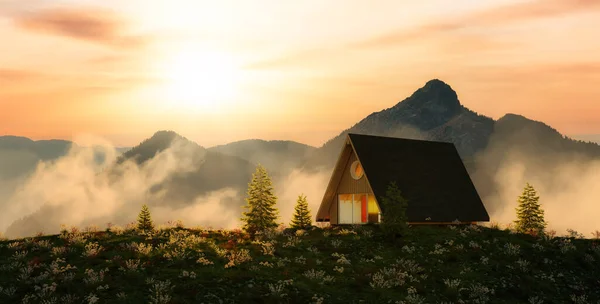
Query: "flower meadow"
0 223 599 303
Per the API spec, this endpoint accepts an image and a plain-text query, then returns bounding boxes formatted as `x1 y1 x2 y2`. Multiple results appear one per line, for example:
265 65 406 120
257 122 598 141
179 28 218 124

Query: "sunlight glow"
158 49 243 112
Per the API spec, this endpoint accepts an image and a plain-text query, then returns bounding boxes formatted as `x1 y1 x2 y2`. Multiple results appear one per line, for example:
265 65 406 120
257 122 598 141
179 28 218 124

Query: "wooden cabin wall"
328 197 338 224
327 149 376 225
337 152 371 193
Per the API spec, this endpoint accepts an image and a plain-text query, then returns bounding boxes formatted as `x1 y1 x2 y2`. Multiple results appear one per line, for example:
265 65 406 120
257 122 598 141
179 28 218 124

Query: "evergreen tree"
380 182 409 238
241 164 279 236
514 183 546 234
137 204 154 232
290 194 312 229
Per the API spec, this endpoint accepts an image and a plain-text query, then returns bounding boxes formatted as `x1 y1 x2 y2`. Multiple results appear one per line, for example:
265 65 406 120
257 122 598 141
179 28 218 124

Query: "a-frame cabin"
315 133 489 225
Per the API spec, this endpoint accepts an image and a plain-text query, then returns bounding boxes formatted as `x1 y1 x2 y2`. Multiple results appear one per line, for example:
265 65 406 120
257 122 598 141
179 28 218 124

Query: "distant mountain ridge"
571 134 600 144
208 139 315 175
0 136 130 156
110 130 257 202
303 79 600 171
0 136 131 180
0 136 75 181
302 79 497 170
0 136 74 160
117 130 198 164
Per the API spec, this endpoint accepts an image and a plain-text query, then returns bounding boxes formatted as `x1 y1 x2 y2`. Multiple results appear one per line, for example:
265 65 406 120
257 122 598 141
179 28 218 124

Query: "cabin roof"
316 133 489 222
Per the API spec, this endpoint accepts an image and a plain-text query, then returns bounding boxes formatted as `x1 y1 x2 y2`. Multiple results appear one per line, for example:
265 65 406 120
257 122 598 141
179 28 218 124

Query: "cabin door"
338 193 369 224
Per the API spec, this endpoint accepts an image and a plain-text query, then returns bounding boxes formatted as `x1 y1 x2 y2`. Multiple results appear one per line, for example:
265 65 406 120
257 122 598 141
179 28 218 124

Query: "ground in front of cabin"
0 224 599 304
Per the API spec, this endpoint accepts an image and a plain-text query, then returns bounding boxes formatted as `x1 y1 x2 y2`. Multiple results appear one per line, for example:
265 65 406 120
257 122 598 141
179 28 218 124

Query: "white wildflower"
148 279 174 304
179 270 197 279
330 239 342 248
83 242 103 258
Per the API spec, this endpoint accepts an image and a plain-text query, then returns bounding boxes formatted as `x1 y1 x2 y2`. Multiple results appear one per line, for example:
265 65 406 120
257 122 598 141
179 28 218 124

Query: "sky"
1 0 600 147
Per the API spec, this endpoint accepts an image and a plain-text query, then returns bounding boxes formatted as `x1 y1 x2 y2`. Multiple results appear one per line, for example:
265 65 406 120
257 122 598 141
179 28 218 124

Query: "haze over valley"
2 80 599 238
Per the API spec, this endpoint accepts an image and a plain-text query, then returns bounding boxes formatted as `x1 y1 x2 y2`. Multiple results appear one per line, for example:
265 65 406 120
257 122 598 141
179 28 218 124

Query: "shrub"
379 182 409 238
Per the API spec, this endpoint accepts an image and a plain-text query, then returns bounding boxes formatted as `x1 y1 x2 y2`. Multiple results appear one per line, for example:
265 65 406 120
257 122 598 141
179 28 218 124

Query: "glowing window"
350 161 364 180
338 193 369 224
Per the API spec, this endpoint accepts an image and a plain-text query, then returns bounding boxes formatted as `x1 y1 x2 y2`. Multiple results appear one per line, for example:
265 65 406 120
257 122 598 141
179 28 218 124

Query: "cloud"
244 48 332 70
243 10 519 71
467 0 600 24
12 7 148 49
0 128 337 237
0 134 241 238
472 128 600 236
87 54 135 65
0 0 47 17
502 63 600 79
481 154 600 236
275 168 331 226
443 62 600 90
219 0 600 71
355 0 600 48
0 69 47 83
0 65 162 97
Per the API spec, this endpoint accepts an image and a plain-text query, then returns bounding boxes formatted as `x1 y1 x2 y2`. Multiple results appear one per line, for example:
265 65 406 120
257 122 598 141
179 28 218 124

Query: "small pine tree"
379 182 409 238
290 194 312 230
137 204 154 232
514 183 546 234
241 164 279 236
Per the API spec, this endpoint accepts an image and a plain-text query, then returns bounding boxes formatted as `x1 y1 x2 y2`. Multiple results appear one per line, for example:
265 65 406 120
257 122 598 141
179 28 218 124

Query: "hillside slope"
0 224 598 303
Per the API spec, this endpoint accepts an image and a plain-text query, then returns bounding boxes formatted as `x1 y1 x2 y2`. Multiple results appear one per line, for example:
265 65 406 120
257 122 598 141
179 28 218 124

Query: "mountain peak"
118 130 203 164
498 113 527 121
149 130 184 142
405 79 460 109
386 79 462 120
424 78 451 89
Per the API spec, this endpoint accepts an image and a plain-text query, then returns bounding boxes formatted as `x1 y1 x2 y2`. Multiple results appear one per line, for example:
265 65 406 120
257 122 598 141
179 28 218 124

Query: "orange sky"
1 0 600 147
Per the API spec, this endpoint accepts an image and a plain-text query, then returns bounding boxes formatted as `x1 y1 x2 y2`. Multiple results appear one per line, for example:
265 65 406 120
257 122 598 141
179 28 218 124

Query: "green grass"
0 224 599 304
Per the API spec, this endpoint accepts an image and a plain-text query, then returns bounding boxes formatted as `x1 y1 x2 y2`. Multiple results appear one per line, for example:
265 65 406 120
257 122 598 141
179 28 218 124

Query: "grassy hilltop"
0 224 599 304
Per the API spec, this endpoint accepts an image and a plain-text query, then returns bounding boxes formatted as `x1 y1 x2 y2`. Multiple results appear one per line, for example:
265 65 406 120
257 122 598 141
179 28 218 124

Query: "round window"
350 161 364 180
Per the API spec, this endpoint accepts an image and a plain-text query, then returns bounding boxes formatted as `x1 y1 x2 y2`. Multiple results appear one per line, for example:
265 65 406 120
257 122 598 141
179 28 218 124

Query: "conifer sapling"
290 194 312 230
241 164 279 236
137 204 154 232
514 183 546 234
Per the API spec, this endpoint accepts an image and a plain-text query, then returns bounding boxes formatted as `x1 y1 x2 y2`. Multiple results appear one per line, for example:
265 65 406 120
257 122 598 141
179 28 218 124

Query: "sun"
159 49 242 112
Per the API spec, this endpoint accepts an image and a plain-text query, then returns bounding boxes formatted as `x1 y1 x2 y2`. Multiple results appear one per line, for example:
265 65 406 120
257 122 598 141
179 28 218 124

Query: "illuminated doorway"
338 193 380 224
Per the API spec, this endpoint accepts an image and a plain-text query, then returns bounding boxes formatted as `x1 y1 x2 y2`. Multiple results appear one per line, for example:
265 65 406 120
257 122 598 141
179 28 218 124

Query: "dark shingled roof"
348 133 489 222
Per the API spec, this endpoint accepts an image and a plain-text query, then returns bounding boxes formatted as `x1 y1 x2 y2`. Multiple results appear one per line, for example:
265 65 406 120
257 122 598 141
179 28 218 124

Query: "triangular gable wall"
316 137 352 222
316 135 382 223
